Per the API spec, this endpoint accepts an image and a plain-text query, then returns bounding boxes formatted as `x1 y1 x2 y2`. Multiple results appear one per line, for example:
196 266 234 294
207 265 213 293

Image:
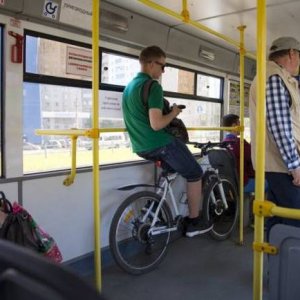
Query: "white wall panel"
0 183 19 202
22 164 155 261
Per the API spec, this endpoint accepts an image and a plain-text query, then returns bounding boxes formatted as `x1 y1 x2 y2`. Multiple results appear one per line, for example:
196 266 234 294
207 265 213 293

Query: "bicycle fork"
209 172 228 210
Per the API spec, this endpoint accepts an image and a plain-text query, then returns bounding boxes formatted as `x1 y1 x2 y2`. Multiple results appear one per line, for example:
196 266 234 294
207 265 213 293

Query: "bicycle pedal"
173 216 185 234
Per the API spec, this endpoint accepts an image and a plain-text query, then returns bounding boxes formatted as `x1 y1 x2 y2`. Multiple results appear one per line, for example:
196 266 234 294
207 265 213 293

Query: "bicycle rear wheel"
203 175 239 240
109 191 172 275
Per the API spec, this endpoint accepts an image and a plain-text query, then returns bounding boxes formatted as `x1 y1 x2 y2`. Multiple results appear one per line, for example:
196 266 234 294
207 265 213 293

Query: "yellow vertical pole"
92 0 101 291
253 0 266 299
181 0 190 22
238 25 246 245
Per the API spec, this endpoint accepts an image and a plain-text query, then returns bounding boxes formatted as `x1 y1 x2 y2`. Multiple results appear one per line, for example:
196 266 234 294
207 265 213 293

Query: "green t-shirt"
122 72 173 153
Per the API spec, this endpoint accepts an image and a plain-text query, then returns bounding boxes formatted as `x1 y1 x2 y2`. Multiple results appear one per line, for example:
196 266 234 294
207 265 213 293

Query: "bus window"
161 66 195 95
165 97 221 153
101 52 140 86
197 74 222 99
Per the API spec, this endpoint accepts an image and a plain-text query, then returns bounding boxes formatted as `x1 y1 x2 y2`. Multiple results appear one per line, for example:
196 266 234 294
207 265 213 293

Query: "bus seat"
269 224 300 300
207 148 239 191
0 239 105 300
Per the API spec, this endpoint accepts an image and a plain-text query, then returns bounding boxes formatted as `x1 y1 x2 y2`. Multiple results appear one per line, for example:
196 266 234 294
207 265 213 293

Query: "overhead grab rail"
138 0 256 60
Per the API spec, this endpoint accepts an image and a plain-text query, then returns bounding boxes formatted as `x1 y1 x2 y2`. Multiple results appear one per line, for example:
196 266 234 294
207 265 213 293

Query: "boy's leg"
187 180 202 218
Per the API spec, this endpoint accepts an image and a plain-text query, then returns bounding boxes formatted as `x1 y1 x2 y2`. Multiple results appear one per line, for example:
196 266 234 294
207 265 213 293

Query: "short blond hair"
139 46 166 64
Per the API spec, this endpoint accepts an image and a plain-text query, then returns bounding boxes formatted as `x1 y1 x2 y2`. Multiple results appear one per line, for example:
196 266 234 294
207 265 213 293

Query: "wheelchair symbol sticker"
43 0 59 20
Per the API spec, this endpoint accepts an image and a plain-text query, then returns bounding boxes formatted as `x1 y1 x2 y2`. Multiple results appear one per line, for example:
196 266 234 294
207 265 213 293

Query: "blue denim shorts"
138 139 203 182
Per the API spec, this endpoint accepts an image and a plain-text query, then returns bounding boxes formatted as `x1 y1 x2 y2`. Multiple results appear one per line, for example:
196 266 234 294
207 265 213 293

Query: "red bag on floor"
0 192 62 263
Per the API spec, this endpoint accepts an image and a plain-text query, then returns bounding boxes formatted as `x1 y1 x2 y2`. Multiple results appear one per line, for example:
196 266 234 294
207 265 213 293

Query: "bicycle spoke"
110 191 172 274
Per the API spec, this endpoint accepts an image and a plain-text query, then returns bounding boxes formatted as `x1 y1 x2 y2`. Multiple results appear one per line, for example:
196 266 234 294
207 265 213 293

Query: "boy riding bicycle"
122 45 212 237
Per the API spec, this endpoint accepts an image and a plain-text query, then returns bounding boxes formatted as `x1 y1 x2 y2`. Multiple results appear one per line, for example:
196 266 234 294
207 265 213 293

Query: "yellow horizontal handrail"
138 0 256 60
35 126 239 136
34 125 240 186
35 128 127 137
98 128 126 133
35 129 87 136
272 206 300 220
253 198 300 224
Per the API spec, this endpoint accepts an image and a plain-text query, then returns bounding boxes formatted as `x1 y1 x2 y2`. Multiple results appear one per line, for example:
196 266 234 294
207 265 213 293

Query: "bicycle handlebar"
187 141 231 155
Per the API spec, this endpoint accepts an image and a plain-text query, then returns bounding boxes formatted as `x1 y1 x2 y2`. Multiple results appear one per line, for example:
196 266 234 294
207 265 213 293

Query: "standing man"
122 45 212 237
249 37 300 231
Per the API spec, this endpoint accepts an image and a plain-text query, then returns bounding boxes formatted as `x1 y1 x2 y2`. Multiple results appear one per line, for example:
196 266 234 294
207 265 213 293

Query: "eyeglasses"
154 61 166 71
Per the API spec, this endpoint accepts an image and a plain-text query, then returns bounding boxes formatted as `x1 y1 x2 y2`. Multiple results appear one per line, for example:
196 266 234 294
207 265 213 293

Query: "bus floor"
101 227 269 300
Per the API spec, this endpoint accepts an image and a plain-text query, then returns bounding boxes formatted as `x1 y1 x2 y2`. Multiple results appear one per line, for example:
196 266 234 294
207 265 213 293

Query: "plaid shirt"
266 75 300 170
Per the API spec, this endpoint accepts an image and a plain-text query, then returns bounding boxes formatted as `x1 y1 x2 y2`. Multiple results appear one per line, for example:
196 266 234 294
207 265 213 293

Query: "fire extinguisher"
8 31 23 63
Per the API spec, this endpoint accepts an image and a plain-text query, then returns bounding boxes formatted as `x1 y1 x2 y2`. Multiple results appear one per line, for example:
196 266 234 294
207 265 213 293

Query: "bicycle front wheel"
109 191 173 275
203 176 239 240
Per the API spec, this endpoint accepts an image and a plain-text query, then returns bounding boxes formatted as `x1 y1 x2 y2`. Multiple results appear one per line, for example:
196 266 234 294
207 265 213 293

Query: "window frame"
196 72 223 100
162 62 224 103
100 47 138 93
23 30 225 173
24 30 93 89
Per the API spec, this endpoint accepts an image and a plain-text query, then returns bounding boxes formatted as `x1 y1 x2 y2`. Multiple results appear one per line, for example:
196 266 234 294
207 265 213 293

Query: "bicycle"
109 141 239 274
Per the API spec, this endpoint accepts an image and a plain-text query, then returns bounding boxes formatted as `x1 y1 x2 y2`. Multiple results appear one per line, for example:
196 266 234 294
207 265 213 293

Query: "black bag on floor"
0 192 62 262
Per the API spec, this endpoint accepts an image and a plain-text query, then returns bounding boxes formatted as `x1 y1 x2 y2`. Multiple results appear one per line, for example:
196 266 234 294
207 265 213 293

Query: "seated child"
222 114 255 193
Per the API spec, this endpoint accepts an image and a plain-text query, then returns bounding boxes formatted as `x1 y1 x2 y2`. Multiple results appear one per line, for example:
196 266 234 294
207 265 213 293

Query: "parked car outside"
44 140 63 149
84 134 130 150
23 142 41 150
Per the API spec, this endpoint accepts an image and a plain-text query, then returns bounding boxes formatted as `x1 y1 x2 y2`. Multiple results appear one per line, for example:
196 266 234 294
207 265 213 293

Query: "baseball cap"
269 37 300 55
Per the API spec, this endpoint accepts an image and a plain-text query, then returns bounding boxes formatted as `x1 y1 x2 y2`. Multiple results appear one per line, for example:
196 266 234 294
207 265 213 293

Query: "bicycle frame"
147 173 180 236
145 157 230 236
117 143 231 238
